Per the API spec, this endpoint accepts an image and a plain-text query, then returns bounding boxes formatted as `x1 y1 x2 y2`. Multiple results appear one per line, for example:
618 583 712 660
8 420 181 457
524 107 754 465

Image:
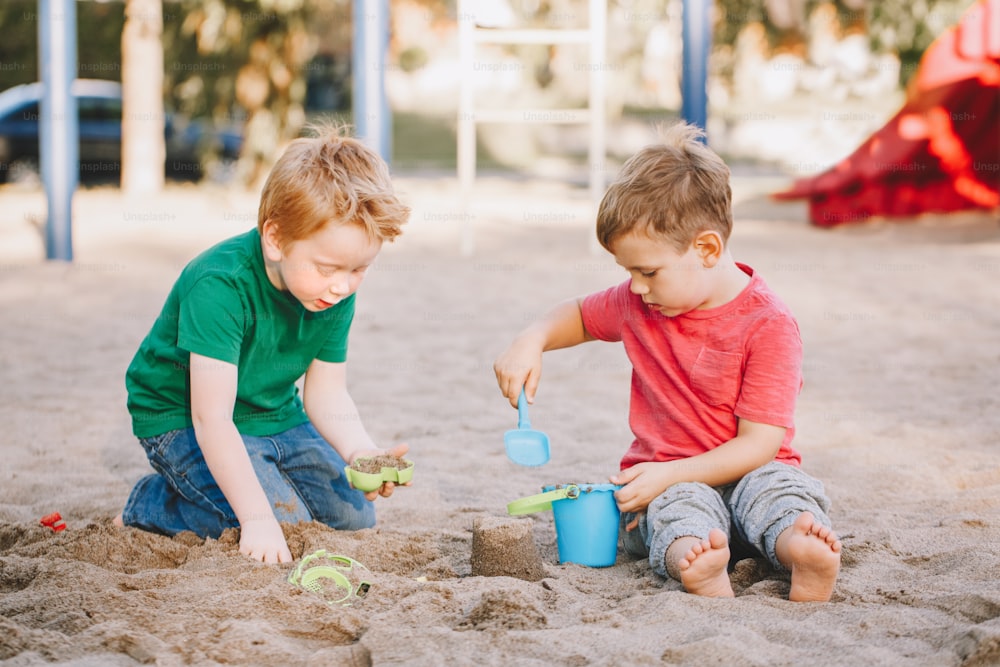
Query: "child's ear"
693 230 724 268
261 220 284 262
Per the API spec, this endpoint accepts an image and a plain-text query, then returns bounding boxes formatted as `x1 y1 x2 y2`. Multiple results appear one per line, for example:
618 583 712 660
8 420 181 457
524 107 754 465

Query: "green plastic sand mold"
288 550 372 607
345 457 414 492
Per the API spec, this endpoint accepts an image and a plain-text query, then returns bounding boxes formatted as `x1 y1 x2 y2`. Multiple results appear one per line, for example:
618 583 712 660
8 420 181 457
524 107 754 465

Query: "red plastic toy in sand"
40 512 67 532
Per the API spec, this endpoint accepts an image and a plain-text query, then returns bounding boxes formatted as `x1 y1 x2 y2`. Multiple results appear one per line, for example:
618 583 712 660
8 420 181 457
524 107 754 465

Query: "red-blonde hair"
257 126 409 247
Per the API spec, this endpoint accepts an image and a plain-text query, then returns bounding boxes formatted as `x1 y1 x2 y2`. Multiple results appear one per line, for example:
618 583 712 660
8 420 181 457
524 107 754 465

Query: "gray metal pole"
352 0 391 162
39 0 78 261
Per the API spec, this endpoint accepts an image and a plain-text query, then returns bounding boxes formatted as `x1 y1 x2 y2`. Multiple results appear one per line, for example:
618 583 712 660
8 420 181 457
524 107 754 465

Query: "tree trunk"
121 0 164 194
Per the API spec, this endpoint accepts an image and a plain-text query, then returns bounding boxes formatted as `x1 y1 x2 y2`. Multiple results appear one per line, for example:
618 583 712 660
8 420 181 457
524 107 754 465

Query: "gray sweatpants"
620 461 832 578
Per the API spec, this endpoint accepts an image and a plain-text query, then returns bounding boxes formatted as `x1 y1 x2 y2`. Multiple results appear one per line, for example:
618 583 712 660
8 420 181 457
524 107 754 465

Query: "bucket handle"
507 484 580 516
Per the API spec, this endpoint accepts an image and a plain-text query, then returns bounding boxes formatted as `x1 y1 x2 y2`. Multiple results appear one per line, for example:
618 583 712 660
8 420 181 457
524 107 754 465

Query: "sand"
1 174 999 666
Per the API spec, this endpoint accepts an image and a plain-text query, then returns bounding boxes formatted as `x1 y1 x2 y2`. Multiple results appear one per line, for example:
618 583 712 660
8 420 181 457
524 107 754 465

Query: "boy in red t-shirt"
494 123 841 601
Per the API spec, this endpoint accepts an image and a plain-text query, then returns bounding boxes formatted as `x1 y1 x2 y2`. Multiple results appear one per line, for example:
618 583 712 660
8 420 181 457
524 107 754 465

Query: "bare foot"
112 514 124 527
775 512 842 602
668 530 735 598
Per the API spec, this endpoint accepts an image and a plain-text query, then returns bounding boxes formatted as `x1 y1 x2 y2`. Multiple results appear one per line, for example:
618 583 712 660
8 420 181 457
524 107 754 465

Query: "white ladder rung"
471 109 590 124
473 28 591 45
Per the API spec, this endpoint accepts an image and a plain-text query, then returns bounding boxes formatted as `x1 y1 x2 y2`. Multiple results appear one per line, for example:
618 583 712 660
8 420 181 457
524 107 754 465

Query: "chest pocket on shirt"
689 347 743 407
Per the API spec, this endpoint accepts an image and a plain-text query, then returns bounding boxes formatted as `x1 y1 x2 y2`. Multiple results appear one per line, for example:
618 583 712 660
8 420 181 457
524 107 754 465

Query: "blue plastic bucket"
507 483 621 567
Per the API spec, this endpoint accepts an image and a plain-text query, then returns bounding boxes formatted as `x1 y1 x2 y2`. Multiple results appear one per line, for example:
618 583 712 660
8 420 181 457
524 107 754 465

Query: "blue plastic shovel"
504 387 551 467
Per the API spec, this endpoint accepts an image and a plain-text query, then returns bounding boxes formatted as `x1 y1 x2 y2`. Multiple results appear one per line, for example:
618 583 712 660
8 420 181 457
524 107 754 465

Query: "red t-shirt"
580 264 803 470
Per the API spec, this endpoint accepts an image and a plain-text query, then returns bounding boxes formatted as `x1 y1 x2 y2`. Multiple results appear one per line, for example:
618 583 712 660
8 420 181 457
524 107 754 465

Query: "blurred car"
0 79 242 184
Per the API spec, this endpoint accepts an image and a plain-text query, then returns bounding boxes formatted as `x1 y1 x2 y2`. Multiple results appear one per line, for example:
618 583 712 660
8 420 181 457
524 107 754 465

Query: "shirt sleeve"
580 280 632 342
176 276 246 364
314 293 356 363
733 313 803 428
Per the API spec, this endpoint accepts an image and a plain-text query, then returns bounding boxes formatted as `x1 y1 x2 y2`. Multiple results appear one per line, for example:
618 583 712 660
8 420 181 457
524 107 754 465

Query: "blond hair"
596 122 732 252
257 125 409 246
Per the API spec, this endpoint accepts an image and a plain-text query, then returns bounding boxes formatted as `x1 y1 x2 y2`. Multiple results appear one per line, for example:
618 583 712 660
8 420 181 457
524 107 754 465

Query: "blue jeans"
121 423 375 538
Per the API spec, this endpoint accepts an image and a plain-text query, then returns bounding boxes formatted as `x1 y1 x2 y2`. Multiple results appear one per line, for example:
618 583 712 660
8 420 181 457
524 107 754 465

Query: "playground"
1 174 998 664
1 0 999 663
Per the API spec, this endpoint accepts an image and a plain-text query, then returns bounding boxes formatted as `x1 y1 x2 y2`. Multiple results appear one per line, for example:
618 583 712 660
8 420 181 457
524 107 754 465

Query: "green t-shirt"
126 229 356 438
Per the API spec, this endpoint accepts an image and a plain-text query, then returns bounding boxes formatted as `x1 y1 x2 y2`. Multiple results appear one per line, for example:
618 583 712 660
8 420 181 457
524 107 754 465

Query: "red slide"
773 0 1000 226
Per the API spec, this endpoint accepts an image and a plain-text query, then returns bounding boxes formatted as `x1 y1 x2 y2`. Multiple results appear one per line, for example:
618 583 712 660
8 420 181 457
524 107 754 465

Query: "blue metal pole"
352 0 391 162
681 0 710 141
38 0 78 261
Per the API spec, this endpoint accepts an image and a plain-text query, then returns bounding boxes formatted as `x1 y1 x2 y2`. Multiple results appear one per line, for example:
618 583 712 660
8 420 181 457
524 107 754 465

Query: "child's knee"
732 463 830 521
313 497 376 531
336 504 376 531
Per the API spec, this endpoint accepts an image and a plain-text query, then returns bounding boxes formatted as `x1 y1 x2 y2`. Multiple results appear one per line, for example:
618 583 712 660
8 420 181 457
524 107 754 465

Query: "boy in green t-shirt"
115 128 411 564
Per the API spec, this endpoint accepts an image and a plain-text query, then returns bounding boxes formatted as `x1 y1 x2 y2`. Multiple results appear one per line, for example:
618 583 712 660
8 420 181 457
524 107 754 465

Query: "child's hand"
238 516 293 564
611 462 674 530
349 442 411 501
494 340 544 407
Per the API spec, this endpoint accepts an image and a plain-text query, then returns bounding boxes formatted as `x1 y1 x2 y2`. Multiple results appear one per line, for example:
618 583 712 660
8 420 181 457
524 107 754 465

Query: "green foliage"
0 0 125 92
0 0 351 123
398 46 428 73
868 0 973 82
161 0 258 121
710 0 977 83
714 0 768 52
0 0 980 121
